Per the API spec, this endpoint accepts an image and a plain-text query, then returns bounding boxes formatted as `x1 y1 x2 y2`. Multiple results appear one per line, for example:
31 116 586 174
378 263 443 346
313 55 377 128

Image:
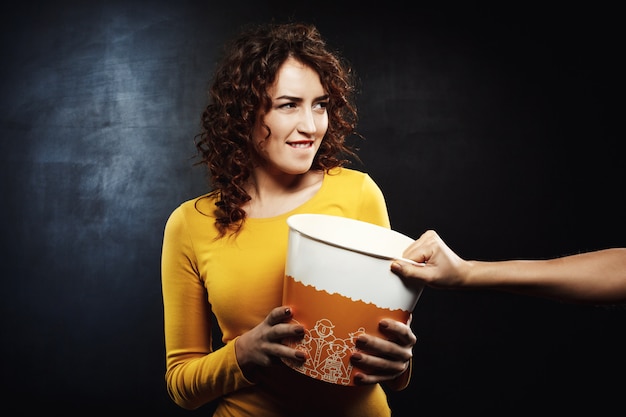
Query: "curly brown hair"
194 22 361 237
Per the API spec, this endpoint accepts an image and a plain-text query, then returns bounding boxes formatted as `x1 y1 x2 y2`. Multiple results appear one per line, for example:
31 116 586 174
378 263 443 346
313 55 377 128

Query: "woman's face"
253 57 329 176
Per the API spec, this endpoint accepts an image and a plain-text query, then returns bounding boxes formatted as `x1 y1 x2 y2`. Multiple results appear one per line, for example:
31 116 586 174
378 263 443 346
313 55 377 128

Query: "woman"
161 22 416 416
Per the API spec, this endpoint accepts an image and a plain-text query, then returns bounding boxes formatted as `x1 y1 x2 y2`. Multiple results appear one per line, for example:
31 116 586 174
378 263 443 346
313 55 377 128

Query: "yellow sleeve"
356 172 413 391
161 206 254 410
356 173 391 228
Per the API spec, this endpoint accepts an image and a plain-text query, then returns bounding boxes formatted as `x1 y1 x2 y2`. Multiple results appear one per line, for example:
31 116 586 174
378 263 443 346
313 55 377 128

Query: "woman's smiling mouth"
288 140 314 148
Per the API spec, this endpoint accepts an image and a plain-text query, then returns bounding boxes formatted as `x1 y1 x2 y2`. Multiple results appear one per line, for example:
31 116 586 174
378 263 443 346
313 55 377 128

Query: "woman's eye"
278 102 297 109
314 101 328 110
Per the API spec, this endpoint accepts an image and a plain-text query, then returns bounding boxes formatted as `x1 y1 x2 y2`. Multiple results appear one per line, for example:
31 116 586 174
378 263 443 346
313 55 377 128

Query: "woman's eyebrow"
275 94 329 102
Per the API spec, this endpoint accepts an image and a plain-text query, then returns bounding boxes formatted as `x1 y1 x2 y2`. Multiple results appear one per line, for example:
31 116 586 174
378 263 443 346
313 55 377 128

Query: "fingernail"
295 351 306 360
284 308 291 316
351 352 362 361
294 326 304 335
379 320 389 328
353 373 365 384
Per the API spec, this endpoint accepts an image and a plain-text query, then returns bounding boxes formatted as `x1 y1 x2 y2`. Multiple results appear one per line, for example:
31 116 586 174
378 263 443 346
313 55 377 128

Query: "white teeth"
289 142 312 148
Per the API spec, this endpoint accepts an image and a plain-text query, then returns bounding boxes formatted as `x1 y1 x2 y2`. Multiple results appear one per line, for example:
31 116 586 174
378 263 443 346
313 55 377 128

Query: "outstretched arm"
390 230 626 304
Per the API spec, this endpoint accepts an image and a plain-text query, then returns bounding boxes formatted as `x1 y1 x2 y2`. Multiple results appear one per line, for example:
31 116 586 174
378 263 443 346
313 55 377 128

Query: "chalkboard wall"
1 1 624 415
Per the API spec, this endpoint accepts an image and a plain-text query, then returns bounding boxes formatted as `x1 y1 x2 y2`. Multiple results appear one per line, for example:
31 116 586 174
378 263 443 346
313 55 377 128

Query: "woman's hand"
350 315 417 385
235 306 307 380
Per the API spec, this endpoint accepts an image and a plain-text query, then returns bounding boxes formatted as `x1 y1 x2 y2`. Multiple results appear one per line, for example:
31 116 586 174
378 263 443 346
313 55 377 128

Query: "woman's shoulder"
163 192 219 239
326 166 370 181
325 167 379 188
166 192 217 223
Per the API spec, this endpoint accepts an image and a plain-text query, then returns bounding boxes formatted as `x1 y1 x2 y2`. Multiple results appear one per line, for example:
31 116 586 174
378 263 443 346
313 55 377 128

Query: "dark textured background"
1 1 624 415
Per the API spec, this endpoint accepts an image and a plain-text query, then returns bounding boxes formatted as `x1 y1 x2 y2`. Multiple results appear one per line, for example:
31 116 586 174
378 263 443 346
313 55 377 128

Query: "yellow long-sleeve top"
161 167 410 416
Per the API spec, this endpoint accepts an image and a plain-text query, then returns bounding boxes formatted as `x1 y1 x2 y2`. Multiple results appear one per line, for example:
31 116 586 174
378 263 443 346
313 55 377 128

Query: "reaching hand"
391 229 468 288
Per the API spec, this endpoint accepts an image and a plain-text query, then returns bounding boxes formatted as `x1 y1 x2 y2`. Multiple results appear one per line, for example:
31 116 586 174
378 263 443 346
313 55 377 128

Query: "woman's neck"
243 169 324 218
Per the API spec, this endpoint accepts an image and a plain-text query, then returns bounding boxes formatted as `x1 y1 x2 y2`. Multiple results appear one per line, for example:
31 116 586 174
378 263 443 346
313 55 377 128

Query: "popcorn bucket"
281 214 424 386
